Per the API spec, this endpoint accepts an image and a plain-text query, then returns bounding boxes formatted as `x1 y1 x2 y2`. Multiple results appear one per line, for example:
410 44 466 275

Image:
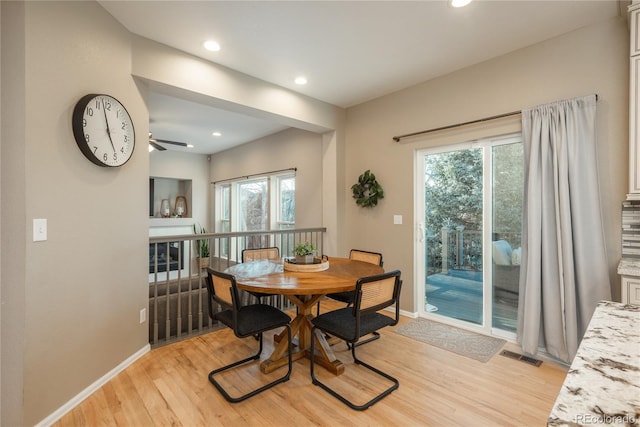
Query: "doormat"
393 318 506 363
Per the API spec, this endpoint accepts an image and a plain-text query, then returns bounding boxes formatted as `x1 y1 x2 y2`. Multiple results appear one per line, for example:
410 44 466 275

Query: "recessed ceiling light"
212 131 222 137
450 0 472 7
203 40 221 52
187 144 194 148
294 76 308 85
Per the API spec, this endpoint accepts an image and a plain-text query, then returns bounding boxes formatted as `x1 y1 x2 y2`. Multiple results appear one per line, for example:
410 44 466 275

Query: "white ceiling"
99 0 623 154
147 90 290 154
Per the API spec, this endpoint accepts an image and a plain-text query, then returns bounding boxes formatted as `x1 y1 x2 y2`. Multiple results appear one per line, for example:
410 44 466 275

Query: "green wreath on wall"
351 169 384 208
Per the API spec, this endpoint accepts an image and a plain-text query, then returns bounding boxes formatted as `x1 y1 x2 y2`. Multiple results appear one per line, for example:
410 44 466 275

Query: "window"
238 179 268 231
276 175 295 229
214 172 295 233
219 184 230 233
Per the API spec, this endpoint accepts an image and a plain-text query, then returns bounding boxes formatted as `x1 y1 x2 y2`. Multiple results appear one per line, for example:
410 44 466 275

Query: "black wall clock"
72 94 135 167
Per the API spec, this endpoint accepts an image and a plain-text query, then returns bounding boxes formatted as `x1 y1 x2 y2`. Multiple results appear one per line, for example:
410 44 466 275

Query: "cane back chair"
205 268 292 403
310 269 402 410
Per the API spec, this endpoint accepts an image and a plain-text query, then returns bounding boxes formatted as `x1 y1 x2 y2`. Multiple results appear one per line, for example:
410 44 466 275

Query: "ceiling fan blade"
155 138 188 147
149 141 166 151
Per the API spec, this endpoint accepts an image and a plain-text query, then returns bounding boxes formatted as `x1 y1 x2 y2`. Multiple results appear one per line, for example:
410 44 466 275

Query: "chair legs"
351 331 380 348
209 325 292 403
309 326 399 410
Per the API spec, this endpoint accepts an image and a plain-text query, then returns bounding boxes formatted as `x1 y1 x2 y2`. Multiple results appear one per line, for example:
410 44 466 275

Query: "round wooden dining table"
224 257 383 375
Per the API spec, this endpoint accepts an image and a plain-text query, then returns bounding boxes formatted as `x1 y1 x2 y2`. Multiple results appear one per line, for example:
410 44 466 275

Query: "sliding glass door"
416 134 522 336
490 142 523 333
422 146 484 325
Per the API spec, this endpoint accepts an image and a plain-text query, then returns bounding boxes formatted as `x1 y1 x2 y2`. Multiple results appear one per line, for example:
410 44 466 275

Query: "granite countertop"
618 258 640 277
547 300 640 426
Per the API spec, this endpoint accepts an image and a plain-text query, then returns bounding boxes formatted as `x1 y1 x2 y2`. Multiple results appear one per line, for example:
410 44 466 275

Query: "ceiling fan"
148 133 190 151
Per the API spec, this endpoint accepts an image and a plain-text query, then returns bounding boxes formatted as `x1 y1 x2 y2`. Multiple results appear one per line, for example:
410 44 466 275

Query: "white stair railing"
148 227 326 347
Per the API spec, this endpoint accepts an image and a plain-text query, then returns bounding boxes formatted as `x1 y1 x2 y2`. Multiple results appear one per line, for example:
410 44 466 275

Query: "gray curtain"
518 94 611 363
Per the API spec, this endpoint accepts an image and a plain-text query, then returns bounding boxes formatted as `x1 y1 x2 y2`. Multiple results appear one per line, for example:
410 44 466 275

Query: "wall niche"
149 177 193 218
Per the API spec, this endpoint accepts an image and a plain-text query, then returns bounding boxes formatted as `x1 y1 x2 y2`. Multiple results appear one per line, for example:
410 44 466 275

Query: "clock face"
72 94 135 167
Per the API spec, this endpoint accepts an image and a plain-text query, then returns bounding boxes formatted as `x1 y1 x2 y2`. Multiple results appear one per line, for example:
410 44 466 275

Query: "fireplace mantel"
149 218 195 282
149 218 195 229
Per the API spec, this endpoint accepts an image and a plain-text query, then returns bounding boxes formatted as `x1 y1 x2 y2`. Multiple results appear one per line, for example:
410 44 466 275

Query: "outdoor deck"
426 269 518 332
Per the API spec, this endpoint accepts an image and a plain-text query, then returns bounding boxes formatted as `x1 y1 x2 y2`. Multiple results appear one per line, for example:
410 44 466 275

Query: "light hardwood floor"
54 302 567 426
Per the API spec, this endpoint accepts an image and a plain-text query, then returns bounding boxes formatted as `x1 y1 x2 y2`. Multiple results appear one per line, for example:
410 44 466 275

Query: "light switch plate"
33 218 47 242
393 215 403 225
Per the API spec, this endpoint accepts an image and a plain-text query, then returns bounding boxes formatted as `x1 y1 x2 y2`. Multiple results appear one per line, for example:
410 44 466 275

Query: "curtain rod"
212 167 297 185
392 94 599 143
392 111 521 143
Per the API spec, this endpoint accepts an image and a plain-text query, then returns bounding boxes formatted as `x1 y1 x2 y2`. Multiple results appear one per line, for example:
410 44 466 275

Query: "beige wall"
2 2 150 425
210 128 324 230
1 2 26 426
345 16 629 312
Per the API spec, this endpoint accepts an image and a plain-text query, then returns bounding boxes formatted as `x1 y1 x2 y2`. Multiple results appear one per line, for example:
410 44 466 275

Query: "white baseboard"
383 305 419 319
399 308 419 318
35 343 151 427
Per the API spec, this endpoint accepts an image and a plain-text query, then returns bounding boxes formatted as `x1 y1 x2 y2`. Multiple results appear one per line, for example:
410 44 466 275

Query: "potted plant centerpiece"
193 224 210 270
294 242 316 264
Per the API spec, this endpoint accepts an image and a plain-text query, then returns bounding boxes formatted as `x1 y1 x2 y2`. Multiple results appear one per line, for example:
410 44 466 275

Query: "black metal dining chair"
205 268 292 403
319 249 384 347
310 269 402 410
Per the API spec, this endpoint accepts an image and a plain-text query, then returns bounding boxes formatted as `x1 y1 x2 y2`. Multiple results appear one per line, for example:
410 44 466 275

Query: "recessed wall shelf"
149 177 193 218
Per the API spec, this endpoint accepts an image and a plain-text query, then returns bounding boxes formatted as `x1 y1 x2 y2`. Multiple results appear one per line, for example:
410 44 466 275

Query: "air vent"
500 350 542 367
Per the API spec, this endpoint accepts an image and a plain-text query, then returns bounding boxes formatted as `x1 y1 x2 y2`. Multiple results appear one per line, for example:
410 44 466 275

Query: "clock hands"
101 98 117 153
73 94 134 167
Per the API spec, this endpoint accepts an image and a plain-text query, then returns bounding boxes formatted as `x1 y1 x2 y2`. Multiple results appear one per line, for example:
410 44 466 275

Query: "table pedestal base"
260 294 345 375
